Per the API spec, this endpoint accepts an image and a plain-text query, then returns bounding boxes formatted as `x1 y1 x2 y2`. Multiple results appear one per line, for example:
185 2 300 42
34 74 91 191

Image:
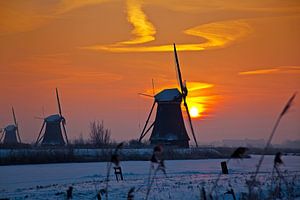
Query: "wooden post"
221 161 228 174
114 167 123 181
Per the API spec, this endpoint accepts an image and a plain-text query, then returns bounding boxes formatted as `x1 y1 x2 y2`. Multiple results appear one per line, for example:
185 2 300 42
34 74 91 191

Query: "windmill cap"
45 114 63 122
155 88 182 102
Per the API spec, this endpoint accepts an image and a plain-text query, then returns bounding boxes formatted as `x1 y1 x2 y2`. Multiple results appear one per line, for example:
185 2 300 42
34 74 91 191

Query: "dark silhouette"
0 107 21 144
113 166 123 181
201 187 207 200
224 188 236 200
97 189 106 200
66 186 73 199
248 92 297 196
230 147 248 158
221 161 228 174
35 88 69 146
89 120 111 147
127 187 135 200
211 146 248 196
146 145 167 200
274 152 283 166
105 142 124 199
138 44 198 148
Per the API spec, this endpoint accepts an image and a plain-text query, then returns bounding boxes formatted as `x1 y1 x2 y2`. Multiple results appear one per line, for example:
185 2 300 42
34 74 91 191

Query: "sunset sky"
0 0 299 145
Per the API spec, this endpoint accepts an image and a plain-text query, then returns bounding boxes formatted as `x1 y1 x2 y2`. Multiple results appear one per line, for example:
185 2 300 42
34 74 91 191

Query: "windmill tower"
0 107 22 144
35 88 69 146
138 44 198 148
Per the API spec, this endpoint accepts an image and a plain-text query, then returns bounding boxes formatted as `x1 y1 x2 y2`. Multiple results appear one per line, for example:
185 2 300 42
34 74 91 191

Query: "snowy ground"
1 155 300 199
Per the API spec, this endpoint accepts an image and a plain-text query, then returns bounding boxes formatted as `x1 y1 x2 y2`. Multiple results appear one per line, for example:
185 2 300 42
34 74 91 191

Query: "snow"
0 155 300 199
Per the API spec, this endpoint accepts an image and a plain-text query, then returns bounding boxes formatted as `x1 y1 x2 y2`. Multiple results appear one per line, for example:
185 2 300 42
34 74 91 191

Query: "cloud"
144 0 300 13
184 19 252 49
83 19 252 52
239 66 300 75
119 0 156 45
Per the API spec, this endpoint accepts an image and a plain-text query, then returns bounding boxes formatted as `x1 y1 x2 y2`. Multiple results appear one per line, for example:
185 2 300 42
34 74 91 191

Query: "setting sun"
190 106 200 118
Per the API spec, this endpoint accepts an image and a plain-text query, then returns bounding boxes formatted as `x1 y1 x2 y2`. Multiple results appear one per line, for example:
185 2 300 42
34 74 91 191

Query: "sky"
0 0 299 145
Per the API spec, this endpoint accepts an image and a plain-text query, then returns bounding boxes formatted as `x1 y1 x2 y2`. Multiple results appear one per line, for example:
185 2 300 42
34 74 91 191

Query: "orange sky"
0 0 299 144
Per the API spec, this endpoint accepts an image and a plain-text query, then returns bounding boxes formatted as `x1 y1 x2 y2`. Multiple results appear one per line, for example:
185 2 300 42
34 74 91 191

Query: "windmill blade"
35 121 45 145
138 93 154 98
173 44 198 147
12 107 18 126
183 101 198 147
173 43 185 94
16 126 22 143
140 121 155 140
152 78 155 95
56 88 63 116
62 123 69 145
12 107 21 143
139 101 156 142
0 129 4 142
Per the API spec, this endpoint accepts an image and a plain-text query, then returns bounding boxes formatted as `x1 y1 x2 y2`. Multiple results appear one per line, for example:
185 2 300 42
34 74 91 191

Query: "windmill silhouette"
35 88 69 146
138 44 198 148
0 107 22 144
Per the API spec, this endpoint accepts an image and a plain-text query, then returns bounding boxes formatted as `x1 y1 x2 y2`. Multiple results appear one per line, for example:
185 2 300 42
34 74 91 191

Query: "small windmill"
35 88 69 146
138 44 198 148
0 107 21 144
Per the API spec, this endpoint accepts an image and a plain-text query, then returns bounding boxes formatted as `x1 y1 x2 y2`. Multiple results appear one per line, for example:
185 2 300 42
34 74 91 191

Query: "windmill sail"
12 107 21 143
173 44 198 147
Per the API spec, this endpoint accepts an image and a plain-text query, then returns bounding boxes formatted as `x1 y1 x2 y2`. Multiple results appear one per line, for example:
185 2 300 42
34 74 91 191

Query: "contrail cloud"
239 66 300 75
120 0 156 44
83 19 252 52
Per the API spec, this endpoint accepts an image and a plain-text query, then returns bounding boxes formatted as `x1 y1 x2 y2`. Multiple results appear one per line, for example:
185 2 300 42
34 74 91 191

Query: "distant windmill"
35 88 69 146
0 107 21 144
138 44 198 148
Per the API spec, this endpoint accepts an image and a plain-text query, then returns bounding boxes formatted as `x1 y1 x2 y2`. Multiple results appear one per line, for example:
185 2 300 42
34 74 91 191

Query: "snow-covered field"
1 155 300 199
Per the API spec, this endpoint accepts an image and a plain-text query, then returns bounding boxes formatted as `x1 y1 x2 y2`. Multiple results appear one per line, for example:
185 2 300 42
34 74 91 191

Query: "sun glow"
186 100 206 118
142 82 216 119
190 106 200 118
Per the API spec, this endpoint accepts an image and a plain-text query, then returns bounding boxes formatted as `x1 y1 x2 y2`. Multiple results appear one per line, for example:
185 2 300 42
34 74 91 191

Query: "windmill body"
150 88 190 147
41 114 66 145
3 124 18 144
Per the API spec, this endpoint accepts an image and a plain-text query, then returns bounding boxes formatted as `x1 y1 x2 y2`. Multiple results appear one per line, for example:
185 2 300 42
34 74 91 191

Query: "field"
1 155 300 199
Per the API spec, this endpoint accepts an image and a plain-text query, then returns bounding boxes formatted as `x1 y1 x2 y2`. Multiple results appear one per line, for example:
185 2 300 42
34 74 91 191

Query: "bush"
89 120 111 147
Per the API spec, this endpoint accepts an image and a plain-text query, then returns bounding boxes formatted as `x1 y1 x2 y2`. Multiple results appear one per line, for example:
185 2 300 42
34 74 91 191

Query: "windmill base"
150 140 189 148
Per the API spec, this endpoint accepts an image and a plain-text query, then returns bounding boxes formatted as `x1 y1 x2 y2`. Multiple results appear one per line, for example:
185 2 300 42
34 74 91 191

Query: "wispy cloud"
83 19 252 52
239 66 300 75
144 0 300 14
119 0 156 45
184 19 252 49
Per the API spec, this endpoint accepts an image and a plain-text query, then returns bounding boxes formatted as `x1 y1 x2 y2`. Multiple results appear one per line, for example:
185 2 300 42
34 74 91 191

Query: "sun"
190 106 200 118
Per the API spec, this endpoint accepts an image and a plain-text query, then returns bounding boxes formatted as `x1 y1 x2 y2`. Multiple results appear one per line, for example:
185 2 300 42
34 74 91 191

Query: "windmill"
35 88 69 146
0 107 22 144
138 44 198 148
